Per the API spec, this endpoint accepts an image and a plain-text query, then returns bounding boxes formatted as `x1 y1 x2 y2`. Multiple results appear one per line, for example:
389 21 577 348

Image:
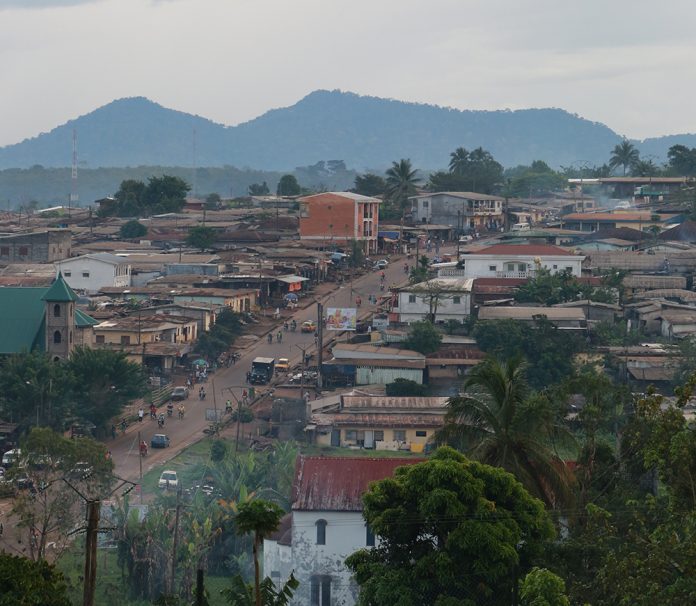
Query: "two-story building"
299 192 381 254
458 244 584 279
264 456 423 606
0 229 72 263
394 277 473 324
56 253 132 294
409 192 504 232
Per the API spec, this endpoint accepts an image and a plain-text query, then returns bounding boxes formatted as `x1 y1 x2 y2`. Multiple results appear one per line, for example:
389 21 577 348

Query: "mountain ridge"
1 89 694 171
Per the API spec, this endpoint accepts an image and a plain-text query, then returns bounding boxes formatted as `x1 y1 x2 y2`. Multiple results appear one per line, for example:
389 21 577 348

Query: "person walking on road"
138 408 144 423
277 331 283 343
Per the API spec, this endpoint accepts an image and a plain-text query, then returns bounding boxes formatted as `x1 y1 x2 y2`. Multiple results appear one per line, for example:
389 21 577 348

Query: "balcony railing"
495 270 535 279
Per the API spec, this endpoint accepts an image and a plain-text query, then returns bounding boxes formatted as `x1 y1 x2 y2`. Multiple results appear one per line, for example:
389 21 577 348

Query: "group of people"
267 331 284 344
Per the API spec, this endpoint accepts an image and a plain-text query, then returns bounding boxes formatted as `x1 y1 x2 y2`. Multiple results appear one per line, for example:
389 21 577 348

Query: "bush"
210 439 227 462
231 407 254 423
386 378 429 397
120 220 147 239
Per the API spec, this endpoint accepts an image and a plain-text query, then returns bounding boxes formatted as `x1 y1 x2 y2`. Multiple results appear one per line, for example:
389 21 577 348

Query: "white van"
2 448 21 468
511 222 531 232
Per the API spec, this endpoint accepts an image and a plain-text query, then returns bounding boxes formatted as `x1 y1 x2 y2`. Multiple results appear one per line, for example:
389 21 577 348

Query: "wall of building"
57 258 131 294
397 291 471 323
316 426 436 448
461 255 583 278
285 510 374 606
411 194 503 230
355 366 423 385
45 300 74 360
0 230 71 264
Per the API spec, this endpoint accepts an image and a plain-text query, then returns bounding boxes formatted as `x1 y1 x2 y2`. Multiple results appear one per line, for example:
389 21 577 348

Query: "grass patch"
141 437 216 496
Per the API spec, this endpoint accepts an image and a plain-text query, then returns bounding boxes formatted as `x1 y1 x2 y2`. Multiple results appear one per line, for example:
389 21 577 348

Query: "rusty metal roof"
292 456 425 512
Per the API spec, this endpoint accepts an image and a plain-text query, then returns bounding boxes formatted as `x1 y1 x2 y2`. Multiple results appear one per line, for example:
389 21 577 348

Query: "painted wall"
56 258 131 293
460 254 583 278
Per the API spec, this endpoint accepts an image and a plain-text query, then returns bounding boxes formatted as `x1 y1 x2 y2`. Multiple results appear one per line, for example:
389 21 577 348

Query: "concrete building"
299 192 381 254
264 456 423 606
56 253 131 294
409 192 504 232
0 229 71 264
308 395 448 452
325 344 426 385
459 244 584 279
394 277 473 324
477 306 587 329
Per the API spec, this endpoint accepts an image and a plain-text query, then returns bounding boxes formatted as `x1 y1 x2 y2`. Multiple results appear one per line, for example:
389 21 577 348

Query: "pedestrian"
138 408 144 423
111 424 116 440
367 325 372 334
0 522 3 536
246 371 251 383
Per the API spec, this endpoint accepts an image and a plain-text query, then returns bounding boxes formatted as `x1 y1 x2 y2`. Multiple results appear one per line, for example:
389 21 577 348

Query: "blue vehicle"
151 434 170 449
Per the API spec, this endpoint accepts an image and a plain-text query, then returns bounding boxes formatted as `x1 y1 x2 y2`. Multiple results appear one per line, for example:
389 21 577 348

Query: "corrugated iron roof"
292 456 425 511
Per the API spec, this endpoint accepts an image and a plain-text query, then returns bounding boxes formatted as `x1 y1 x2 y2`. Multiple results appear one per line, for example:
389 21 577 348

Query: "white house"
395 277 473 324
458 244 584 279
55 253 131 294
264 456 423 606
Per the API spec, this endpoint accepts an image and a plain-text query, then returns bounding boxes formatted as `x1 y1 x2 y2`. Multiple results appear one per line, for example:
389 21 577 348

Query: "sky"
1 0 695 147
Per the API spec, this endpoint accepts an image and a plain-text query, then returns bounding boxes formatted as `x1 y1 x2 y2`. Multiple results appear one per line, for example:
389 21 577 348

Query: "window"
96 335 105 344
393 430 406 442
0 246 8 256
345 430 357 442
552 264 558 270
408 295 416 303
310 576 331 606
489 265 496 272
315 519 327 545
120 335 131 345
53 330 61 344
422 200 429 208
415 430 427 437
565 267 573 272
374 430 384 441
18 246 28 256
366 524 375 547
82 271 90 278
64 270 71 277
506 263 515 272
53 304 61 317
453 296 461 304
518 264 526 271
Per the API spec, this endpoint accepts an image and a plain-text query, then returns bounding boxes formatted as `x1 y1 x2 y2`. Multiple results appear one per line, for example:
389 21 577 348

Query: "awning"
304 424 317 431
276 275 309 284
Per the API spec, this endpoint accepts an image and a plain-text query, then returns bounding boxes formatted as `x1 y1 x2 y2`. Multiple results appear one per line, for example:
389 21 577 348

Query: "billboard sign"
326 307 357 331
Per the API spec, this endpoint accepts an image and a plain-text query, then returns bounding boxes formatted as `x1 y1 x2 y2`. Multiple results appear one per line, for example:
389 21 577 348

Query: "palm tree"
385 158 422 209
437 356 575 507
448 147 470 175
609 139 640 176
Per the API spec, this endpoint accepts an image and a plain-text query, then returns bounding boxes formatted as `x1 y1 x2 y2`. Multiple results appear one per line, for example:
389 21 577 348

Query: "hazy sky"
1 0 694 146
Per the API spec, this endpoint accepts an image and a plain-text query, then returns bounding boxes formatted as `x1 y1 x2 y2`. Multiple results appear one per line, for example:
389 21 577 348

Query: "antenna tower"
192 127 197 198
70 129 78 210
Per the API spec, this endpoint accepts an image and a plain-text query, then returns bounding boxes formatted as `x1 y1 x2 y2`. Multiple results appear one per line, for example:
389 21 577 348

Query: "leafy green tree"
448 146 470 175
229 499 293 606
67 347 147 428
609 139 640 176
438 357 575 507
0 553 71 606
110 179 146 216
276 175 301 196
206 192 222 209
248 182 270 196
385 159 421 209
520 567 570 606
353 173 386 197
0 351 73 429
385 378 428 397
142 175 190 214
514 267 616 305
431 146 503 194
186 225 216 251
503 161 566 198
667 144 696 175
348 239 365 267
403 320 442 355
119 219 148 239
473 318 582 390
345 447 554 606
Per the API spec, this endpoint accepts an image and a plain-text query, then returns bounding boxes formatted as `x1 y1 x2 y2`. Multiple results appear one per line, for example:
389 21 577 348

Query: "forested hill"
0 90 694 171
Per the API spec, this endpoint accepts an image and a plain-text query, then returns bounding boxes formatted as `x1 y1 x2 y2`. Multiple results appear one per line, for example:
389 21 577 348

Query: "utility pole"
235 395 242 453
170 486 183 594
316 302 323 389
195 569 205 606
83 500 100 606
138 430 143 504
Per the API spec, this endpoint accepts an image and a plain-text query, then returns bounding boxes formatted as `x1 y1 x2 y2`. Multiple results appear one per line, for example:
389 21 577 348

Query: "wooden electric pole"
170 486 183 594
316 302 324 389
83 500 100 606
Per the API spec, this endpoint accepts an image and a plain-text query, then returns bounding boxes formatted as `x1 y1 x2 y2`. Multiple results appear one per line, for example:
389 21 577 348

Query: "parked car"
275 358 290 373
151 434 170 449
171 386 189 401
301 320 316 333
374 259 389 270
158 470 178 490
69 461 93 480
1 449 21 469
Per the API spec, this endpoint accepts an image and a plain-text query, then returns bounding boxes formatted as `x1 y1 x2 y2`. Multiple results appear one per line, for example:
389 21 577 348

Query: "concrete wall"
355 366 423 384
461 254 583 278
57 258 131 294
411 194 503 230
316 426 436 448
397 291 471 323
0 230 71 263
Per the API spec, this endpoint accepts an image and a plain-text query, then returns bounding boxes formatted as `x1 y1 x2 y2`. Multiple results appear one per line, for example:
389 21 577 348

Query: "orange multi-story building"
299 192 381 254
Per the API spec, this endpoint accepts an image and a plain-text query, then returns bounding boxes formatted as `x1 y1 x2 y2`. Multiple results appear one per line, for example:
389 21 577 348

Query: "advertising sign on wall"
326 307 357 331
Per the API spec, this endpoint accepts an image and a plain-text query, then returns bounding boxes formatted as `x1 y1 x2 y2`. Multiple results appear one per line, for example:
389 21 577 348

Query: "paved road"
110 257 413 486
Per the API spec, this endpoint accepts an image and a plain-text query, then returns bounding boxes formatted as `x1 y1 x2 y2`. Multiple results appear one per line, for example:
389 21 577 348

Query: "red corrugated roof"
292 456 425 511
467 244 578 256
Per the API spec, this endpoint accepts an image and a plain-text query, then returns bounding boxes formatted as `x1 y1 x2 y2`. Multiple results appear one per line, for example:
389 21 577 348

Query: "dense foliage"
0 553 71 606
346 447 554 606
403 320 442 355
100 175 190 216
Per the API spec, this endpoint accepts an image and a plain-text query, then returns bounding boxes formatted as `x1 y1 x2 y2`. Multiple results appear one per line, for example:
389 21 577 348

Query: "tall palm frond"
385 158 422 209
609 139 640 176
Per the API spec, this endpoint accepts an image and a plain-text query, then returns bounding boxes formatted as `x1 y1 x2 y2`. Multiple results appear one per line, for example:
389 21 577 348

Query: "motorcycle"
157 415 165 428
